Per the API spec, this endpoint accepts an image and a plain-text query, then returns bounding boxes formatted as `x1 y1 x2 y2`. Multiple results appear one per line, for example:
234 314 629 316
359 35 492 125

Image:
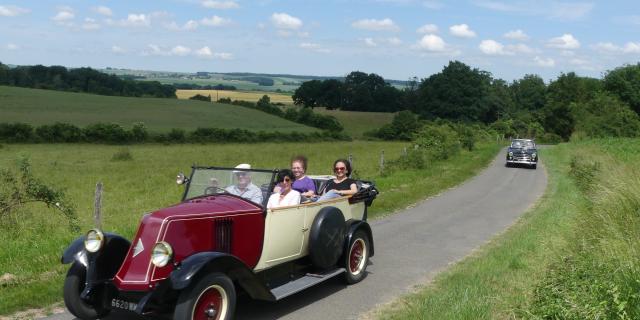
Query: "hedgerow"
0 122 350 144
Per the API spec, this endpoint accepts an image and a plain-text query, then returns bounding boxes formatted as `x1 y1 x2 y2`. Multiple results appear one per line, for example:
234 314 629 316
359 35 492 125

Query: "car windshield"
183 167 275 205
511 140 535 148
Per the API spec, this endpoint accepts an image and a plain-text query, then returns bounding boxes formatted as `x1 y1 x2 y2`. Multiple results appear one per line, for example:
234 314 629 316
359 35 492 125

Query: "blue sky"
1 0 639 82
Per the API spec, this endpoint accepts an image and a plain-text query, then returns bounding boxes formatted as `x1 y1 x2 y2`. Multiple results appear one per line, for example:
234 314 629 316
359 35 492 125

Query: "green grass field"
0 141 501 316
0 86 316 133
372 138 640 319
314 107 395 138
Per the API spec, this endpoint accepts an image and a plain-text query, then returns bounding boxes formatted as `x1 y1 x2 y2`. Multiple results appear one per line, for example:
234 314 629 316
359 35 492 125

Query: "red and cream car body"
61 166 377 320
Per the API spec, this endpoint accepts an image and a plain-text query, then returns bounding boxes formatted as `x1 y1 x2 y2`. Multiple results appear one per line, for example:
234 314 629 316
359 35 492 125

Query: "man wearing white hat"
224 163 263 204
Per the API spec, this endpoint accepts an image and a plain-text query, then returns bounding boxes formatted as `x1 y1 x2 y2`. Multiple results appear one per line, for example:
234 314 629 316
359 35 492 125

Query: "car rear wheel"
344 230 369 284
63 262 110 320
174 273 236 320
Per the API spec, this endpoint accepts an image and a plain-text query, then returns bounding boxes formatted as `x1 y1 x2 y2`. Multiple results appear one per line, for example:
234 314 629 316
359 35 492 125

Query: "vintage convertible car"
506 139 538 169
61 165 378 320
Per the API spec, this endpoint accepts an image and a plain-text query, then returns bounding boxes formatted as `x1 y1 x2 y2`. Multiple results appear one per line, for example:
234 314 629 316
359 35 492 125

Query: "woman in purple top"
274 155 317 197
290 155 316 197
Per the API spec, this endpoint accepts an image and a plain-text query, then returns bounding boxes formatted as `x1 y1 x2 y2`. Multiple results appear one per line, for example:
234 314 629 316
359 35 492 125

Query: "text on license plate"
111 298 137 311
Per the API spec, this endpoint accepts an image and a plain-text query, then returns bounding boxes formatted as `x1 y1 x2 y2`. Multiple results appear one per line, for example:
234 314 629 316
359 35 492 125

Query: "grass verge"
0 140 500 315
372 138 640 319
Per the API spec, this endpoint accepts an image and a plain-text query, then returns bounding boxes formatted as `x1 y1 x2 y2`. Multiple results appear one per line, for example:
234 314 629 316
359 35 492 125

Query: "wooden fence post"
379 150 385 172
94 182 103 230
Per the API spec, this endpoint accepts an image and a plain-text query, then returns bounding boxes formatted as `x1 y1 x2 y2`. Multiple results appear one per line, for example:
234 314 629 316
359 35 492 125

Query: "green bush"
131 122 148 142
167 128 186 143
188 94 211 102
369 110 422 141
0 123 34 142
414 124 461 160
0 157 78 231
35 122 83 142
83 123 132 144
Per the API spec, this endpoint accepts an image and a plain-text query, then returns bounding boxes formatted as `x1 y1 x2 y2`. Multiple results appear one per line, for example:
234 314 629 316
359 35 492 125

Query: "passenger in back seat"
267 169 301 209
274 155 317 199
316 159 358 202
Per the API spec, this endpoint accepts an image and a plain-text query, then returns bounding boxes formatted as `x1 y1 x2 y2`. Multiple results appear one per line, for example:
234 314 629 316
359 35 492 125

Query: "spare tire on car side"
308 207 346 269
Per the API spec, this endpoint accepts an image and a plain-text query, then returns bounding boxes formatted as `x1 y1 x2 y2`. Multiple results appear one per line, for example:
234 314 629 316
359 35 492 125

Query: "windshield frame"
182 166 278 208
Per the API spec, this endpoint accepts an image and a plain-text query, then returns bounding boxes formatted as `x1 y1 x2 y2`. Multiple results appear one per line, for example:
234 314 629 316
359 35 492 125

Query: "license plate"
111 298 138 312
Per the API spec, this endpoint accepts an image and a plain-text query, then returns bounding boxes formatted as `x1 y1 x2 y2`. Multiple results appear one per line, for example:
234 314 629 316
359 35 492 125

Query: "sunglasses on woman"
334 167 346 172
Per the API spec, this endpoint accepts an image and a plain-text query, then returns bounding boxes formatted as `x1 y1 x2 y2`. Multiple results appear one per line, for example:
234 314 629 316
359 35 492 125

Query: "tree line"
0 62 176 98
293 61 640 141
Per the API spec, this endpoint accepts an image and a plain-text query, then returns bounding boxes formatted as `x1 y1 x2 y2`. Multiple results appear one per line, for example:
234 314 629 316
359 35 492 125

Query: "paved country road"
41 149 547 320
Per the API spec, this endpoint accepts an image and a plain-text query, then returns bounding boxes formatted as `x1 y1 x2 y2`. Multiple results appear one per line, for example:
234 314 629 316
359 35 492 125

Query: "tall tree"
511 74 546 112
603 63 640 116
417 60 493 123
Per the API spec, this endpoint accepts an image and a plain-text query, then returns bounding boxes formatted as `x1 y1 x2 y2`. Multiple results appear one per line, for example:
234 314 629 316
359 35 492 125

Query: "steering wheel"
204 186 225 195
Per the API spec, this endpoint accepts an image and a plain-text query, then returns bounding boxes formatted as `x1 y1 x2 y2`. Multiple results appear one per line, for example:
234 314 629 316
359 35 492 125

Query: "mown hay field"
0 86 312 133
176 89 294 104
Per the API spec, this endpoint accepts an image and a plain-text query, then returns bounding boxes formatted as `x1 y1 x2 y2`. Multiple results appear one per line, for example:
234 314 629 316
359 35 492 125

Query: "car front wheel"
174 273 236 320
63 262 110 320
344 230 370 284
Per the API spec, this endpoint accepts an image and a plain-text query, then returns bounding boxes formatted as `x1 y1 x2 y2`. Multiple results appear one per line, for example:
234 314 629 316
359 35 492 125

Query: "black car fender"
61 233 131 277
170 251 275 301
343 220 374 258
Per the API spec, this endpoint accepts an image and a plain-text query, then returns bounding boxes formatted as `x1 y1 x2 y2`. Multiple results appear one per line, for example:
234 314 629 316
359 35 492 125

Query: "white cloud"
52 10 74 22
549 2 593 21
7 43 19 50
299 42 331 53
364 38 377 47
352 18 399 32
473 1 593 20
126 14 151 27
167 20 200 31
271 13 303 30
195 46 213 58
111 45 125 53
422 1 444 9
201 15 231 27
171 45 192 56
547 33 580 49
503 29 528 41
82 18 100 30
534 56 555 67
449 24 476 38
479 39 512 55
201 0 239 9
92 6 112 16
213 52 233 59
386 37 403 46
144 44 167 56
569 58 589 65
592 42 640 54
0 5 29 17
415 34 446 51
506 43 534 54
417 24 438 34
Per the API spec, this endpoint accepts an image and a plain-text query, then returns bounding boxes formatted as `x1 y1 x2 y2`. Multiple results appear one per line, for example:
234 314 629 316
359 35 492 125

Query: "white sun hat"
233 163 251 173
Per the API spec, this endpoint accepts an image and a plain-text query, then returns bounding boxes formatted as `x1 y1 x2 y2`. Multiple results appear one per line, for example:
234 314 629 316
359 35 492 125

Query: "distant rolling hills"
0 86 317 133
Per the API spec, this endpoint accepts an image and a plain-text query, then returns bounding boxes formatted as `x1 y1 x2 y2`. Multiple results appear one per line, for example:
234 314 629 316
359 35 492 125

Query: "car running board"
270 268 345 301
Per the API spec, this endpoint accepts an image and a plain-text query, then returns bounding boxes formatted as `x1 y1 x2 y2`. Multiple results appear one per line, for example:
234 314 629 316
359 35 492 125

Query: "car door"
260 205 306 266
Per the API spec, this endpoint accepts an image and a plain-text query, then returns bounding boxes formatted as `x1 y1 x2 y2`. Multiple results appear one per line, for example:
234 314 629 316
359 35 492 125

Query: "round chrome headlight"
508 151 513 156
151 241 173 267
84 229 105 253
532 152 537 158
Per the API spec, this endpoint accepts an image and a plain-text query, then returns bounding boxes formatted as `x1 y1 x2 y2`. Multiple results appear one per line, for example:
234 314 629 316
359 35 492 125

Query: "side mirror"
176 173 188 185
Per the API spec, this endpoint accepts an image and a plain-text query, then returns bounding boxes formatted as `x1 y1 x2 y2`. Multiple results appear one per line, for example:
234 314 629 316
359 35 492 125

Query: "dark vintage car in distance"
506 139 538 169
61 165 378 320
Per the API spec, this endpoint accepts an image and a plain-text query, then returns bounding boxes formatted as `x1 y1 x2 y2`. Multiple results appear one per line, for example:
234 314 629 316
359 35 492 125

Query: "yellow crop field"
176 89 294 104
